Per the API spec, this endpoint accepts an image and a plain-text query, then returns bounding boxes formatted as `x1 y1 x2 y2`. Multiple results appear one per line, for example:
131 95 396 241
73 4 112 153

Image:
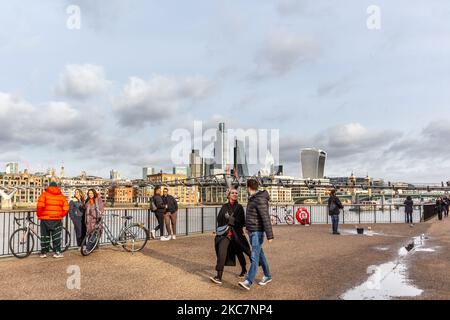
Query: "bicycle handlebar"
14 216 37 227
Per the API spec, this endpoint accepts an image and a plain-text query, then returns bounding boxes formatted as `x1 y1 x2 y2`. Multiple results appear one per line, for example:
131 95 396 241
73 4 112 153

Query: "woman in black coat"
210 188 251 285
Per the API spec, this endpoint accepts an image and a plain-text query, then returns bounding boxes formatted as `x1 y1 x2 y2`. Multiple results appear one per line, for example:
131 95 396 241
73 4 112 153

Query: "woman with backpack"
210 187 251 285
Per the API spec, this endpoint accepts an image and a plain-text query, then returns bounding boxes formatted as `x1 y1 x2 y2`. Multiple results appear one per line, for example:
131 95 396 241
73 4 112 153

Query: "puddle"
415 248 436 252
341 229 383 237
342 233 432 300
341 261 423 300
374 247 390 251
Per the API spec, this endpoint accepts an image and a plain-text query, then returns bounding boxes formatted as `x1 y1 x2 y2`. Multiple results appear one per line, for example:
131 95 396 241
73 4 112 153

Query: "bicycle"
80 213 149 256
9 214 71 259
270 207 294 225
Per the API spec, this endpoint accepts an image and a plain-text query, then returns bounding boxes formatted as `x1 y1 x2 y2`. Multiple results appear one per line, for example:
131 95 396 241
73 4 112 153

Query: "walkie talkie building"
301 148 327 179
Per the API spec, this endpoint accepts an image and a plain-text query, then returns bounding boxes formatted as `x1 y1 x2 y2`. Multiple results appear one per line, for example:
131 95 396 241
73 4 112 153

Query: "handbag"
216 225 230 236
215 204 236 236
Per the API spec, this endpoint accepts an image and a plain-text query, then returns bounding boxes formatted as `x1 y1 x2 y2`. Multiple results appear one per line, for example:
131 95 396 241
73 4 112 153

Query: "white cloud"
250 28 319 79
276 0 306 16
55 64 110 99
0 92 86 145
113 74 214 127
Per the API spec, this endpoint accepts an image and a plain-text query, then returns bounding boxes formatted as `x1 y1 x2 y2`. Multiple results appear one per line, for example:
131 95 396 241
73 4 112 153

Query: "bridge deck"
0 221 449 300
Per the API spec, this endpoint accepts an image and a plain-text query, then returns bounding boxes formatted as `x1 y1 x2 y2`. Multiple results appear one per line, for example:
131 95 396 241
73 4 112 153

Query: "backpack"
149 196 157 212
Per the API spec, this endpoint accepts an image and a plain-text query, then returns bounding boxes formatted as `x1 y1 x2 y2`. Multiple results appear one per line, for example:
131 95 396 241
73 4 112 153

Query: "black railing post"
147 208 151 237
342 206 345 224
358 206 361 224
201 207 204 234
186 208 189 236
215 207 218 229
389 205 392 223
374 205 376 224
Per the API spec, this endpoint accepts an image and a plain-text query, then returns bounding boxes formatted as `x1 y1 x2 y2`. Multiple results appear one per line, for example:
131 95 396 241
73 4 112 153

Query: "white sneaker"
160 236 171 241
53 252 64 259
238 280 251 291
258 276 273 286
171 235 176 240
150 229 156 239
39 254 47 258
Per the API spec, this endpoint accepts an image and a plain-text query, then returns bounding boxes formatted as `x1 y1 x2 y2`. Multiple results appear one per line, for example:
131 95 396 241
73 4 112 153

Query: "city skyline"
1 1 450 182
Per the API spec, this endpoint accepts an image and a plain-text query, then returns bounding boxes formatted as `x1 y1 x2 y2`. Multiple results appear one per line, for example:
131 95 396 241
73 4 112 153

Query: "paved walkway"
0 221 448 300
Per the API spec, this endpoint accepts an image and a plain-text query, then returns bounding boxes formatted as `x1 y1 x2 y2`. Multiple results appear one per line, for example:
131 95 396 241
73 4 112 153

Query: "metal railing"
0 204 423 258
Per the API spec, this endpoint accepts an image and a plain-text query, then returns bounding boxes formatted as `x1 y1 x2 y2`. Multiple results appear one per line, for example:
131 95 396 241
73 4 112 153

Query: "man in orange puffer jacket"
37 181 69 258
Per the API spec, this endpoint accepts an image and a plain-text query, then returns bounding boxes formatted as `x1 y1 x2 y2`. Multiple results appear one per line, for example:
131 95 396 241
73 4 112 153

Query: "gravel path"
0 222 439 300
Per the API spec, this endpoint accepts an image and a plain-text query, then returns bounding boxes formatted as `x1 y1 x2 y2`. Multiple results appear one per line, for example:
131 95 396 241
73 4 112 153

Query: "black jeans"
70 213 86 247
154 211 165 237
40 220 62 254
216 237 246 272
331 215 339 233
406 212 413 224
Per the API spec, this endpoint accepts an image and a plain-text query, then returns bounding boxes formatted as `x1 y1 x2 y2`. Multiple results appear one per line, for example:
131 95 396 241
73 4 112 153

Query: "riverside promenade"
0 219 449 300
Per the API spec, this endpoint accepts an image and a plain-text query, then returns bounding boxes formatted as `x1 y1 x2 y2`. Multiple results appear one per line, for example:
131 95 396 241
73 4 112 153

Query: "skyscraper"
233 139 249 178
110 170 121 180
5 162 19 174
301 148 327 179
189 149 203 178
214 123 230 174
143 167 155 180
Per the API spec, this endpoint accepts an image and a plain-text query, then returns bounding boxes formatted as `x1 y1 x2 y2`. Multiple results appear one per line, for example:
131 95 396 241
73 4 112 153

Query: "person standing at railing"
328 189 343 235
404 196 414 227
150 186 170 241
36 181 69 259
84 189 104 251
85 189 104 234
68 189 86 246
239 179 273 291
443 196 449 218
435 198 444 221
162 188 178 240
210 187 251 285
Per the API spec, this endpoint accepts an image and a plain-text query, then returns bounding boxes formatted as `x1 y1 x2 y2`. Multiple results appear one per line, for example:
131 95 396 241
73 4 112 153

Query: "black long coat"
214 202 251 267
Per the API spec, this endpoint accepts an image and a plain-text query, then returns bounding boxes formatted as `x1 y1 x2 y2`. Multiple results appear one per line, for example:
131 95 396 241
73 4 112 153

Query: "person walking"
404 196 414 227
210 187 251 285
36 181 69 259
150 186 170 241
238 179 273 291
162 188 178 240
68 189 86 246
328 189 343 235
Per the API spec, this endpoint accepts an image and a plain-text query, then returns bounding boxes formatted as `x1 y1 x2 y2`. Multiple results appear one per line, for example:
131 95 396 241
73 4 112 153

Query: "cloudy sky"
1 0 449 182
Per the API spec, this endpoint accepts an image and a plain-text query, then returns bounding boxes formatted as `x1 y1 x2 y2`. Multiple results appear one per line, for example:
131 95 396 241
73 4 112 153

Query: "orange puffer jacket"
36 186 69 220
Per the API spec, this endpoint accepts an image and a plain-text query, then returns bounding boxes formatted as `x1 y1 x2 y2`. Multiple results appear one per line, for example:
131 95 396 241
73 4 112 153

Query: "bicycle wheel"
285 215 294 225
9 228 35 259
119 223 149 252
80 230 100 256
49 226 71 253
270 215 278 226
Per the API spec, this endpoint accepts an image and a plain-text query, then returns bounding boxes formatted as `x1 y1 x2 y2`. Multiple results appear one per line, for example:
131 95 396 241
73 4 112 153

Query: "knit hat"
49 181 58 187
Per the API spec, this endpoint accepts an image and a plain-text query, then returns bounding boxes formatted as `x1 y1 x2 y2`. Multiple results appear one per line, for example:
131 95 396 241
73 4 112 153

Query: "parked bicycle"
9 214 71 259
270 207 294 225
80 213 149 256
